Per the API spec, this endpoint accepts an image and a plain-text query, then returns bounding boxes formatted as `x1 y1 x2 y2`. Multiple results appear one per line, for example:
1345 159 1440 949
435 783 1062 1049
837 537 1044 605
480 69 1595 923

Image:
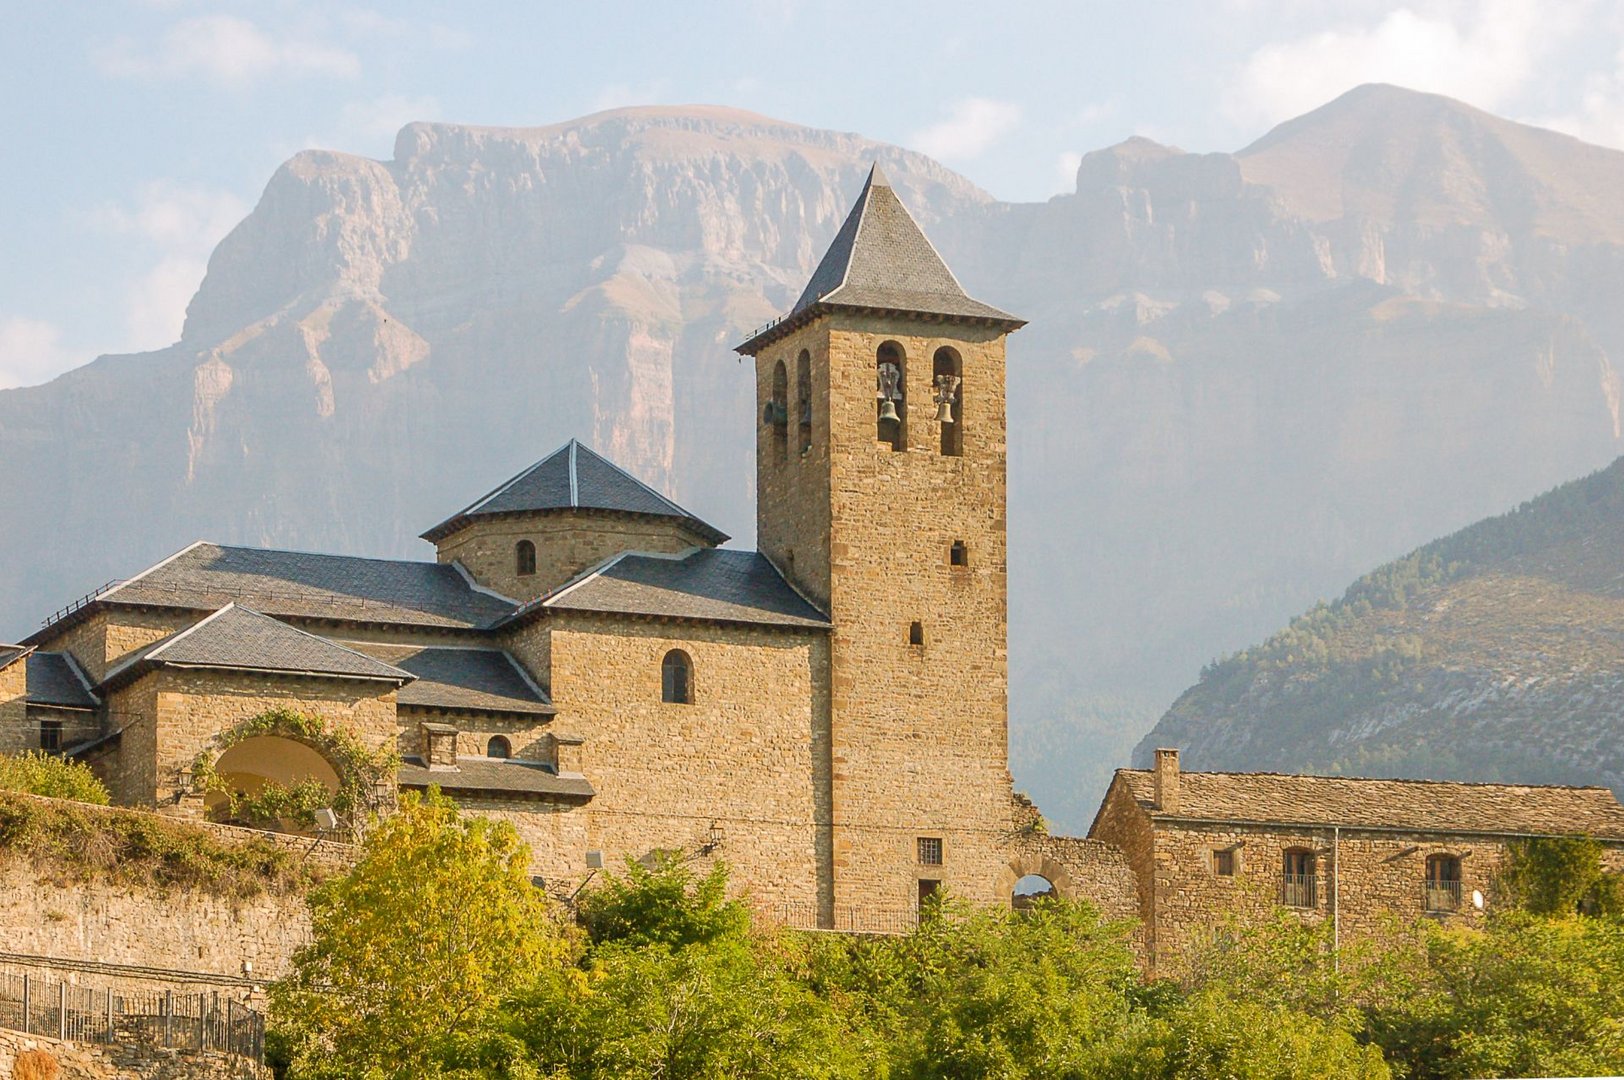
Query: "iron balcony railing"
1425 880 1463 912
1281 873 1319 909
0 970 262 1062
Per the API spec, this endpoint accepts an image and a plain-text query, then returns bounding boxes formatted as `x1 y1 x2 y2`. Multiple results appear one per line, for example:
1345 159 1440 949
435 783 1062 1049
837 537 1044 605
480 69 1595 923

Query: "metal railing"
0 970 262 1062
1281 873 1319 909
768 901 920 935
1425 880 1463 912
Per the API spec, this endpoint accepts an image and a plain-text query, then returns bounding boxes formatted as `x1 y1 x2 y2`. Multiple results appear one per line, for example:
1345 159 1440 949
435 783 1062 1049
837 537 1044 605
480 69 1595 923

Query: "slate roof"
398 756 594 800
737 164 1024 354
421 439 728 545
539 548 830 629
354 644 554 715
55 542 517 633
106 605 414 686
25 652 98 710
1107 768 1624 839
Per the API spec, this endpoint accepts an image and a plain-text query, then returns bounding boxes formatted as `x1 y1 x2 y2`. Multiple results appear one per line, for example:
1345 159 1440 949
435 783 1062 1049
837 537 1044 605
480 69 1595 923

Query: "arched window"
1425 854 1462 912
796 349 813 455
876 342 906 451
661 649 693 704
1013 873 1056 912
487 735 512 759
1281 848 1318 908
768 360 789 463
516 540 536 577
932 346 963 456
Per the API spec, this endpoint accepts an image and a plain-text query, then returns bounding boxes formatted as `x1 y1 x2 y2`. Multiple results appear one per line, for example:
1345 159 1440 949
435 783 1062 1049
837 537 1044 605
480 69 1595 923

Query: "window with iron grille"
917 837 943 866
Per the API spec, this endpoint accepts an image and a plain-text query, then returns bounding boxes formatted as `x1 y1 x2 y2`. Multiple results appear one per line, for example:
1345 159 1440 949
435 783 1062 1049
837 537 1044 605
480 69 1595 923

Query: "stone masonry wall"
537 612 831 914
0 1026 268 1079
758 312 1017 924
102 676 159 808
0 656 27 755
1087 781 1160 956
435 512 714 603
50 610 197 686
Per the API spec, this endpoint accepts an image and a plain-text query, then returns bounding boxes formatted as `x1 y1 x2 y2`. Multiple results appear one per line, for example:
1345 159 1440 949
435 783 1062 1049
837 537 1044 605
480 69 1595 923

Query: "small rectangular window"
950 540 968 567
39 720 62 752
908 621 924 646
1213 849 1235 876
917 837 943 866
917 878 941 911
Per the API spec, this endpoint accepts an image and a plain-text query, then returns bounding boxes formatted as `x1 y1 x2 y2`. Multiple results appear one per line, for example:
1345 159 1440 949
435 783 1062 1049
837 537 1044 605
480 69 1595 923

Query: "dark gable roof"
540 548 830 629
354 644 554 715
398 756 594 800
421 439 728 545
1109 769 1624 839
0 645 29 673
67 541 517 632
108 605 413 686
26 652 99 710
737 164 1024 354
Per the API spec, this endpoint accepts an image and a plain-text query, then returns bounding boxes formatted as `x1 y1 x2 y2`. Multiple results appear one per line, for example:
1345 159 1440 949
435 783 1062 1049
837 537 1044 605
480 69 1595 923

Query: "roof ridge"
1125 766 1621 795
146 602 237 661
570 441 696 521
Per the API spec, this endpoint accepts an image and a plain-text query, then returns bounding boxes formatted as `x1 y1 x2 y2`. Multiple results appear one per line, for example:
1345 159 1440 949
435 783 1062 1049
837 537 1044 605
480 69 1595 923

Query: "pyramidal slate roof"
104 604 414 687
536 548 830 629
421 439 729 545
26 652 99 709
737 164 1024 354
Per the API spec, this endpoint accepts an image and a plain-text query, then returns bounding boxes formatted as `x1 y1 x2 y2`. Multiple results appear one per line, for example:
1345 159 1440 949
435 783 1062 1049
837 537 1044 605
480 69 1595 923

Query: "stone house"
4 166 1623 952
1090 748 1624 973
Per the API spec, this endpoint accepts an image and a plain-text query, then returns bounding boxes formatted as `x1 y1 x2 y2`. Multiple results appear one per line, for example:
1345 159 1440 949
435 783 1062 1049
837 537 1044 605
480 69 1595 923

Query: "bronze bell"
934 400 954 423
878 399 900 424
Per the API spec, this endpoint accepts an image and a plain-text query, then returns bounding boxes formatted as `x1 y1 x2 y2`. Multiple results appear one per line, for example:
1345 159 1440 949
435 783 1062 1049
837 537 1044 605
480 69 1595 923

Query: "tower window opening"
769 360 789 464
796 349 813 455
876 342 906 451
516 539 537 577
662 649 693 704
487 735 512 759
950 540 968 567
908 621 924 646
933 346 963 456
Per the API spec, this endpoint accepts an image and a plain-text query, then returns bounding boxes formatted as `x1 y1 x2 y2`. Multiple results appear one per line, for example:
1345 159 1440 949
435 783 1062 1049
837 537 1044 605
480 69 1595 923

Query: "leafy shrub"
0 751 109 803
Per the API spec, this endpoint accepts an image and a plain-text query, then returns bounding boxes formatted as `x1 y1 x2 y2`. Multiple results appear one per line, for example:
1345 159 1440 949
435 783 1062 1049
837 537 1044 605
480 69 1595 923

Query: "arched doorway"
998 853 1073 910
1013 873 1057 911
205 736 341 829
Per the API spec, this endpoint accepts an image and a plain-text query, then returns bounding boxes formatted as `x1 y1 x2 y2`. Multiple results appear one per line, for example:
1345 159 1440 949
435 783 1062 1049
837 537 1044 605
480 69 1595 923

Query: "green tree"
576 854 749 949
269 789 566 1079
0 751 109 803
1498 835 1624 917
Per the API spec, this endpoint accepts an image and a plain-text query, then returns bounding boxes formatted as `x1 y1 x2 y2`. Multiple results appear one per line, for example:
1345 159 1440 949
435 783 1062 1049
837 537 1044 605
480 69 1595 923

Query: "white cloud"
1056 151 1083 191
92 183 249 351
910 98 1022 161
95 14 360 85
1224 0 1587 131
1542 45 1624 149
0 318 77 391
331 94 443 149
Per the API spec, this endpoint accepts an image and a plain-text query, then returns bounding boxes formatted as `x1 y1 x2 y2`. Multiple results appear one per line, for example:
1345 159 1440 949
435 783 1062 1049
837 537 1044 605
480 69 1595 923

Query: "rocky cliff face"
3 86 1622 829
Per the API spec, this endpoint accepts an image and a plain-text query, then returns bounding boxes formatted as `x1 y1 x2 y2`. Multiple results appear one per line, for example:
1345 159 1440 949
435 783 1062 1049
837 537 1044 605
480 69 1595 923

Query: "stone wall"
0 1027 267 1079
0 655 28 755
435 512 714 603
51 610 197 686
757 312 1019 921
541 611 831 914
1087 780 1161 957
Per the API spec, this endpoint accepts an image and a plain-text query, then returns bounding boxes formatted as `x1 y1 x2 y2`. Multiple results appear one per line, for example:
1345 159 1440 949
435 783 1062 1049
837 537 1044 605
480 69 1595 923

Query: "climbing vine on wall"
191 707 398 833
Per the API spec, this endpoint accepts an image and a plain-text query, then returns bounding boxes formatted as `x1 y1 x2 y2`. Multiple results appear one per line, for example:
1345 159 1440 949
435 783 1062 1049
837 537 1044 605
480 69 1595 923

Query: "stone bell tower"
737 165 1025 924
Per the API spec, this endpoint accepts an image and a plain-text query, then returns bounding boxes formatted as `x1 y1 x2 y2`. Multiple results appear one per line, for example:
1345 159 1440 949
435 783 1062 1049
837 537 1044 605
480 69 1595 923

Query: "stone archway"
204 735 341 826
996 851 1077 909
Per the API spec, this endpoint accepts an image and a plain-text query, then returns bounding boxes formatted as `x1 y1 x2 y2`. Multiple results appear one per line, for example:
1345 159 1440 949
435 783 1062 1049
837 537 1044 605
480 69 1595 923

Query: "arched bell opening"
205 735 341 832
932 346 963 456
795 349 813 455
876 341 906 451
768 360 789 464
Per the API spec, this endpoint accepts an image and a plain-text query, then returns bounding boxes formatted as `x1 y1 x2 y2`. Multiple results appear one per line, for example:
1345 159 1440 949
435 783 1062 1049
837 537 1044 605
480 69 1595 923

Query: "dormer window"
487 736 512 759
516 540 537 577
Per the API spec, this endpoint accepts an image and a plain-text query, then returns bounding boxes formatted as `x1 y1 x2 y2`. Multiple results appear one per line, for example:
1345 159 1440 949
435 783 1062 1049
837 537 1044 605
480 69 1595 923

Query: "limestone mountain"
1137 453 1624 797
2 85 1623 829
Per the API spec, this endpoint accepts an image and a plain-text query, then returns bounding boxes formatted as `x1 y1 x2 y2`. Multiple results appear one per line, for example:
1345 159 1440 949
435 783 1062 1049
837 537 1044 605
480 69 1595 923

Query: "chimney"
1153 748 1180 813
420 722 459 769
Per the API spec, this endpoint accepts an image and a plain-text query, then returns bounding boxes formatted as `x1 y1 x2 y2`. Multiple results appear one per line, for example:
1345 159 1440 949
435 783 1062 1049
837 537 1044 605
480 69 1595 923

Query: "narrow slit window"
950 540 968 567
908 621 925 646
796 349 813 455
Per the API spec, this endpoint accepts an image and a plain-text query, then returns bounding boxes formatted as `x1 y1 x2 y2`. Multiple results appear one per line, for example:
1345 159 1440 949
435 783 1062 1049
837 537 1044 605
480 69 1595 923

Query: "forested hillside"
1140 455 1624 795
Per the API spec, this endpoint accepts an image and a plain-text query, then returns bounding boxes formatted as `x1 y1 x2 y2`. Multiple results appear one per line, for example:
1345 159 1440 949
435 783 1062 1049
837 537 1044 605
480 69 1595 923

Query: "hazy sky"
4 0 1624 389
